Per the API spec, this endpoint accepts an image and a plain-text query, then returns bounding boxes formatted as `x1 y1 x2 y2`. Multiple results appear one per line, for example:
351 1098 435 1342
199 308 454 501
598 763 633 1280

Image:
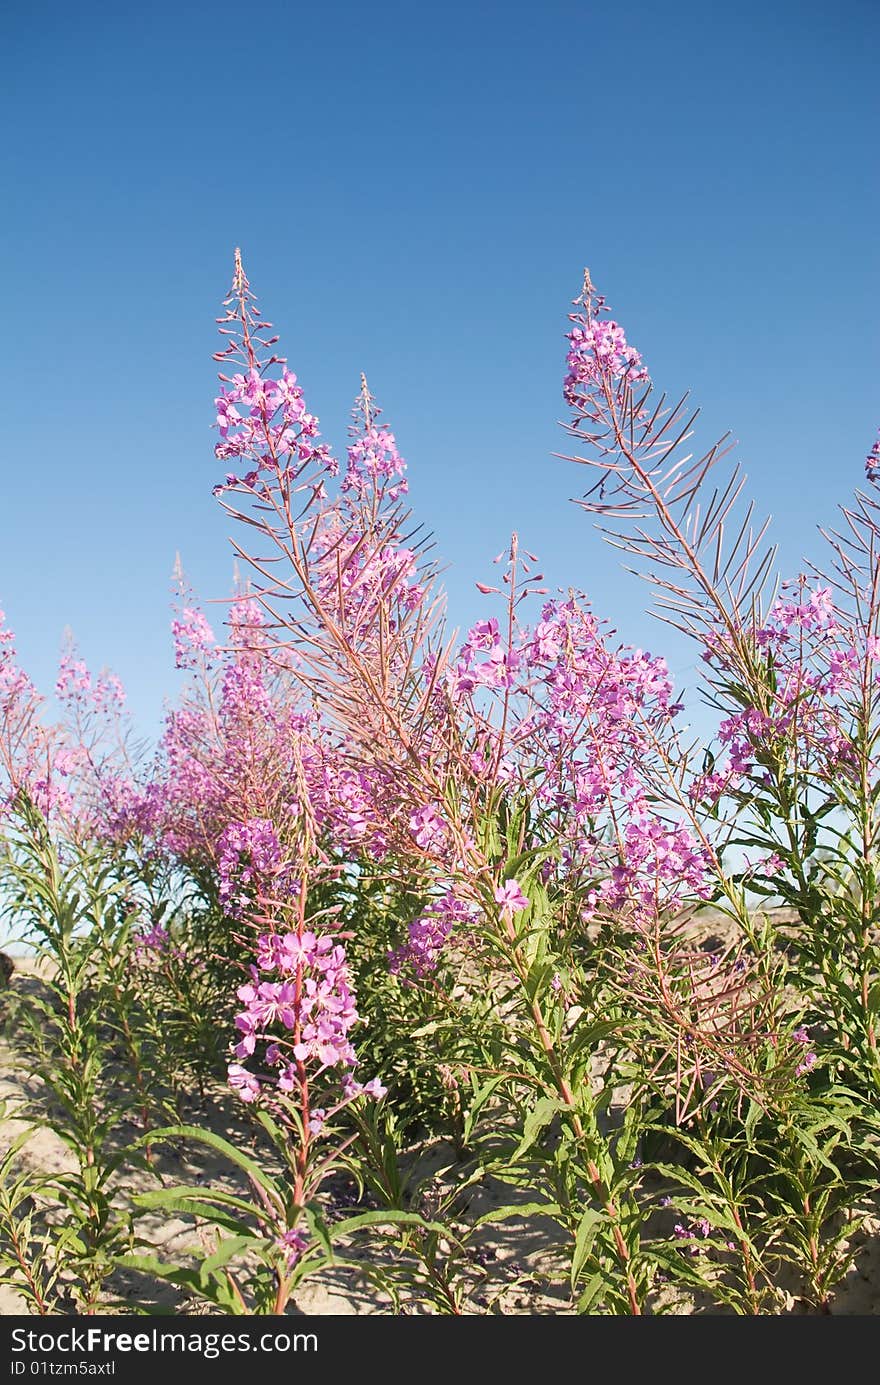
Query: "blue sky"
2 0 877 741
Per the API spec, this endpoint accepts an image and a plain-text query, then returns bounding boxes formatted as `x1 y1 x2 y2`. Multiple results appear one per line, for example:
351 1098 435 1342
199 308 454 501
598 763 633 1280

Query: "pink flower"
228 1064 261 1103
408 803 447 853
276 1227 309 1269
466 618 501 652
494 878 530 918
343 1075 389 1100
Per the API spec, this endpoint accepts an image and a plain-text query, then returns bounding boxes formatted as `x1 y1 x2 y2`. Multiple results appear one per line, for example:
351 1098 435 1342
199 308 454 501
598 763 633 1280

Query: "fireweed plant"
0 252 877 1313
0 804 150 1313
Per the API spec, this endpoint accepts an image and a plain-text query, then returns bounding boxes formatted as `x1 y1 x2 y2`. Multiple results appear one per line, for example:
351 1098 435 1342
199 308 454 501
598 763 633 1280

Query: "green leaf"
473 1201 561 1229
669 1201 743 1237
200 1236 260 1277
576 1270 607 1314
131 1189 257 1236
745 1099 762 1143
409 1021 442 1038
570 1208 604 1289
113 1254 216 1298
134 1125 285 1212
511 1096 565 1160
334 1208 448 1238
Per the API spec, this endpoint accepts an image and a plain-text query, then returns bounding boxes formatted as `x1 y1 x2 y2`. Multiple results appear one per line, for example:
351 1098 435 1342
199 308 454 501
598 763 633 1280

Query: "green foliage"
2 731 879 1317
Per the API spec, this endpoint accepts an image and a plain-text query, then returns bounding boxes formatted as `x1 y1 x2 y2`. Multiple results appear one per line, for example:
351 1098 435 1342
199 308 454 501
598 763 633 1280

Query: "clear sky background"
2 0 877 743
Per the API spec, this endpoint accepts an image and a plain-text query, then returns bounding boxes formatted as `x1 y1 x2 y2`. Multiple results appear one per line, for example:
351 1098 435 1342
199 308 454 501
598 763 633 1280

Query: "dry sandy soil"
1 955 878 1316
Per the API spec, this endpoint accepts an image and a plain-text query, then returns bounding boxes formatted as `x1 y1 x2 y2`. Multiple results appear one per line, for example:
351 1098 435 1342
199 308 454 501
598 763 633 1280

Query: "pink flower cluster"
696 579 869 806
447 616 521 696
0 606 49 818
388 892 476 979
275 1227 309 1270
229 928 385 1102
171 608 217 670
441 584 706 921
762 584 835 639
56 655 126 714
210 264 338 496
602 816 712 919
140 590 318 866
342 424 408 504
217 818 282 915
564 317 648 410
673 1218 714 1256
0 618 150 834
214 365 326 473
312 525 425 647
793 1025 818 1077
133 921 182 965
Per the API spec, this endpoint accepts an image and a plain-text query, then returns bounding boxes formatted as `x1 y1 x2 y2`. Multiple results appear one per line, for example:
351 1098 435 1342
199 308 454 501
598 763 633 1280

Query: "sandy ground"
1 955 879 1316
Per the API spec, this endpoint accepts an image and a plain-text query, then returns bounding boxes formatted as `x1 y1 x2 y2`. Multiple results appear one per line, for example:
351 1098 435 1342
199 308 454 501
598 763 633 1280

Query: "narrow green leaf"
570 1208 604 1289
